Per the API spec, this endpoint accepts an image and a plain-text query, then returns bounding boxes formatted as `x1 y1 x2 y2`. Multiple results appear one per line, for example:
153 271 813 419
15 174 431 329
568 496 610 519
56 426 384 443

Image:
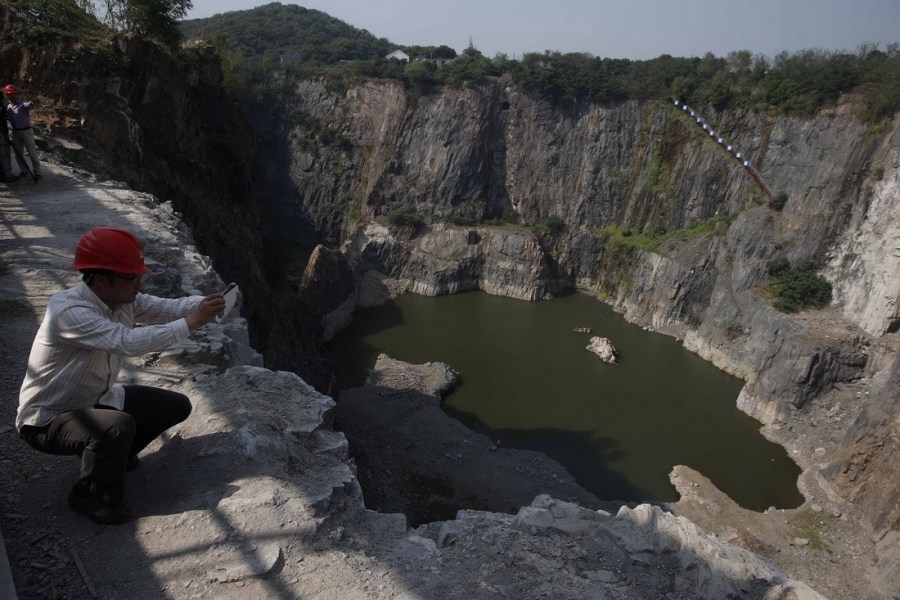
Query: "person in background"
0 106 18 183
16 227 238 525
4 83 42 181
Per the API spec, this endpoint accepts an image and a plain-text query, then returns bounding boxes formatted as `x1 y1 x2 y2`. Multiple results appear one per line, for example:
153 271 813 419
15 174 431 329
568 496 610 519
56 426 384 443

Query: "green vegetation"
599 223 670 252
769 191 789 211
788 509 829 550
722 320 747 339
644 150 672 195
180 3 392 68
680 212 733 240
6 0 111 45
71 0 191 49
449 215 478 227
599 213 732 253
8 0 188 49
9 1 900 126
482 208 521 227
289 109 352 153
177 3 900 125
766 258 833 313
529 216 566 234
347 207 363 228
387 206 425 229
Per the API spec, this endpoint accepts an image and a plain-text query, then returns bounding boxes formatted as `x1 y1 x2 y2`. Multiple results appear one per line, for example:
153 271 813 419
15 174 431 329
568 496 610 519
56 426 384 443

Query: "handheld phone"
217 284 239 323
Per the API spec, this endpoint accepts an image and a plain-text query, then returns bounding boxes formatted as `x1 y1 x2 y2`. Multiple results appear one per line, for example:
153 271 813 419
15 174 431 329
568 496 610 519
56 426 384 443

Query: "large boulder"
586 336 619 364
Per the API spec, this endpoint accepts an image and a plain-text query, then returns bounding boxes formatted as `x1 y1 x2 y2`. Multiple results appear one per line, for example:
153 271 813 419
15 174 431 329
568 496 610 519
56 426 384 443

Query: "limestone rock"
366 353 459 397
873 531 900 598
586 336 618 364
298 244 357 341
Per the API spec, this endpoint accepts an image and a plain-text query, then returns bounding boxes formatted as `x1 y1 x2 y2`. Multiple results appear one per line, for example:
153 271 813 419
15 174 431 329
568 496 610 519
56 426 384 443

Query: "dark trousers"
20 386 191 503
0 141 11 179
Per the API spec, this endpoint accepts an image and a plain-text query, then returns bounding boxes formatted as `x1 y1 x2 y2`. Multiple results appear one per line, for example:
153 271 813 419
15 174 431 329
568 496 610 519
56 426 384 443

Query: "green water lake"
329 290 803 510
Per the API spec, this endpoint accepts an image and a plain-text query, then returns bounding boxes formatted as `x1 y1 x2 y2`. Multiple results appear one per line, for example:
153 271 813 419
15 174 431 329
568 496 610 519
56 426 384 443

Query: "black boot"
67 483 132 525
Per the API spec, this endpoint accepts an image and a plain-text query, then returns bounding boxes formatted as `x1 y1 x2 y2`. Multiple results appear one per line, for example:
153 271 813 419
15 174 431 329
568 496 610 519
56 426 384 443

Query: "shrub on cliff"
766 258 832 313
437 50 498 87
387 207 425 229
769 191 789 211
533 216 566 234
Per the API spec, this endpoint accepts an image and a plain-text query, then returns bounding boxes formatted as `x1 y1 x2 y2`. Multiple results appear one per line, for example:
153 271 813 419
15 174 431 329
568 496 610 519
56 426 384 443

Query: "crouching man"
16 227 235 525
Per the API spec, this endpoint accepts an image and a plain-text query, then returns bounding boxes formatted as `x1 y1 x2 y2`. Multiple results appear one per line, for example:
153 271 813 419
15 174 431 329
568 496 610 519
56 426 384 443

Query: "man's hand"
223 282 243 308
185 293 227 331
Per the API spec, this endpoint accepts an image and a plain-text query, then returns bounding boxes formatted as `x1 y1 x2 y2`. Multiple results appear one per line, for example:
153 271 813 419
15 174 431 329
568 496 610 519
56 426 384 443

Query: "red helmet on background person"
3 84 18 95
71 227 152 275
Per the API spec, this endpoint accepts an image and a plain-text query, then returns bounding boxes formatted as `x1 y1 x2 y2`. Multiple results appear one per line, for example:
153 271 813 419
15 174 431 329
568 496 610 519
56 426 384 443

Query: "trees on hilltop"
77 0 192 49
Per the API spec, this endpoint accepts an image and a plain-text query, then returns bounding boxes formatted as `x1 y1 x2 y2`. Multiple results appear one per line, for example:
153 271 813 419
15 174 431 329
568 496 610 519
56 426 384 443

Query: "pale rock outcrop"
366 353 459 397
343 222 554 301
824 117 900 336
415 495 826 600
874 532 900 597
586 336 618 364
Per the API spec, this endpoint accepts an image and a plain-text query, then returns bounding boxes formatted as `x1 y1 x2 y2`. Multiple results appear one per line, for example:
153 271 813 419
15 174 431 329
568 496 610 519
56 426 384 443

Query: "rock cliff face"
286 78 898 332
284 78 898 547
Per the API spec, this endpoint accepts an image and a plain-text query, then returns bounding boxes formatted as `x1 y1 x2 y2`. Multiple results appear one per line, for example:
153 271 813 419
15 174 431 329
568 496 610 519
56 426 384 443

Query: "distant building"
385 49 410 62
280 51 302 64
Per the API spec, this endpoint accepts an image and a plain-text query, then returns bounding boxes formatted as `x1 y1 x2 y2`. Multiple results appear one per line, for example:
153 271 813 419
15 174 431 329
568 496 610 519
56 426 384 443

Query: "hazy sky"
184 0 899 61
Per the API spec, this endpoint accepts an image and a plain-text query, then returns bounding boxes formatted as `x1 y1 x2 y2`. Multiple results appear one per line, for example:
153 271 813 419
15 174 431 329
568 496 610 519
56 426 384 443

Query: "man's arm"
54 303 191 357
133 293 204 324
134 290 230 327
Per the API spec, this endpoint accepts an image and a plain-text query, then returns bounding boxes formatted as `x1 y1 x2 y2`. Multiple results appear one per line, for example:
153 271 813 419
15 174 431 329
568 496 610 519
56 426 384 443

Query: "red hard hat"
3 84 18 95
72 227 151 275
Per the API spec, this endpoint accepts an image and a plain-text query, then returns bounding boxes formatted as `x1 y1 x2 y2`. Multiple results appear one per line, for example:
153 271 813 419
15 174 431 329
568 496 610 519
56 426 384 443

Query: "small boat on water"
572 326 592 333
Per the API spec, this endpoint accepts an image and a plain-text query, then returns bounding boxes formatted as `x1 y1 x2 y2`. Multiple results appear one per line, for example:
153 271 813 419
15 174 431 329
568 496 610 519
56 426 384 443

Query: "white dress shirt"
17 283 202 429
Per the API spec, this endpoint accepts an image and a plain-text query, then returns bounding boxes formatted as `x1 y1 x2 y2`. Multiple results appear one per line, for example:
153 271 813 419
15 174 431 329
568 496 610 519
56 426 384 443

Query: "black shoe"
126 455 140 471
68 487 132 525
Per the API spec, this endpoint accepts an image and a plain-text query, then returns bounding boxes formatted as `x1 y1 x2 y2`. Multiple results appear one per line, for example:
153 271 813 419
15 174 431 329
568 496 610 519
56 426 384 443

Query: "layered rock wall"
287 77 898 543
285 78 898 333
